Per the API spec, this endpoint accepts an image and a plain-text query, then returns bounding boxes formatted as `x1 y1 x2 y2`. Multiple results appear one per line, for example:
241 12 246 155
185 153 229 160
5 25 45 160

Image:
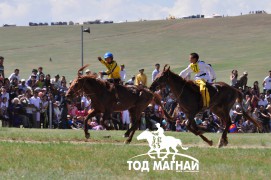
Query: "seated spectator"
126 75 135 85
89 118 103 130
240 118 256 133
231 105 243 124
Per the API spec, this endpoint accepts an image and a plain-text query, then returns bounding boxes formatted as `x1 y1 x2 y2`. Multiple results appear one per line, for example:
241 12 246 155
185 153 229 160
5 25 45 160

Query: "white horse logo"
137 123 188 161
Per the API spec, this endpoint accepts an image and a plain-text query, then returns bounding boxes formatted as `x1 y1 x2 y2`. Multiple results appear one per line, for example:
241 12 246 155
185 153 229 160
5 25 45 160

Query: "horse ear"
163 64 169 72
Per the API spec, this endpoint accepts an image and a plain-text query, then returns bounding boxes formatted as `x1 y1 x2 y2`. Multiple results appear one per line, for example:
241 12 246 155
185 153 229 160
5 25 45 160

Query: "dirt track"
0 139 270 149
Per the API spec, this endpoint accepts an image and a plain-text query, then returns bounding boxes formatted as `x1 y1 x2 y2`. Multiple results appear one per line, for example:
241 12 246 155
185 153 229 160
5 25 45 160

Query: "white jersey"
120 70 126 81
179 60 216 83
152 69 160 82
263 76 271 90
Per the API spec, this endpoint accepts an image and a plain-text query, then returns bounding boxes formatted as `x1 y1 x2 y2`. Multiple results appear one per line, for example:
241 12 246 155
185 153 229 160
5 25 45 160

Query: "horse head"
66 65 89 99
150 64 171 92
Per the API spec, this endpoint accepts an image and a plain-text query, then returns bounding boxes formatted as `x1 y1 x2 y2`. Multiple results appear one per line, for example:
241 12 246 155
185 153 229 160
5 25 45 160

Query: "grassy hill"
1 14 271 86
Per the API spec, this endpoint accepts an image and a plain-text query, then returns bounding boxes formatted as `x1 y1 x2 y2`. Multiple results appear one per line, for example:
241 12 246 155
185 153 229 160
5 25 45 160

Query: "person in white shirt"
81 95 91 111
120 64 126 84
262 70 271 94
122 110 130 130
152 63 160 82
8 69 20 82
1 87 9 102
258 93 268 107
51 74 61 89
179 53 216 83
29 89 42 128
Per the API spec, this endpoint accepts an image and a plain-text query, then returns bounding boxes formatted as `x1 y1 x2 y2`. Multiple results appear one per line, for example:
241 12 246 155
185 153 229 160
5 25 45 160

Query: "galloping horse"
66 65 171 143
150 65 261 148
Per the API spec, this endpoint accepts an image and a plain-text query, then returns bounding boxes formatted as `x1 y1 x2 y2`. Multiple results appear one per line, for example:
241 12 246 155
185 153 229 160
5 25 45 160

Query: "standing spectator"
3 78 10 90
28 69 38 81
44 74 51 89
9 69 20 82
230 70 238 86
0 56 5 78
1 87 10 102
51 74 61 89
53 101 61 128
18 79 28 93
257 105 270 132
120 64 126 84
262 70 271 94
237 71 248 90
60 76 67 84
40 95 49 128
35 74 45 88
252 81 260 97
152 63 160 82
122 110 130 130
59 90 69 129
258 93 268 107
37 67 44 79
29 89 42 128
26 75 37 90
135 68 147 86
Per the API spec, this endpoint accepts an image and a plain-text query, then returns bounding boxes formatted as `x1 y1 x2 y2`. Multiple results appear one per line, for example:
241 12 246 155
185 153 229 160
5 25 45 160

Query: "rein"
175 81 187 99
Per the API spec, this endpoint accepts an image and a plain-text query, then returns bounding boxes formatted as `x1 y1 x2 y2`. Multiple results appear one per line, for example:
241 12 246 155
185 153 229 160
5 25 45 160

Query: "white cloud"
0 0 271 26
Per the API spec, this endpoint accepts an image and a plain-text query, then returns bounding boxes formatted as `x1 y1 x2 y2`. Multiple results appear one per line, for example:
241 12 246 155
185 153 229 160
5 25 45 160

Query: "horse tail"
236 90 262 129
177 139 188 150
153 92 174 121
78 64 89 76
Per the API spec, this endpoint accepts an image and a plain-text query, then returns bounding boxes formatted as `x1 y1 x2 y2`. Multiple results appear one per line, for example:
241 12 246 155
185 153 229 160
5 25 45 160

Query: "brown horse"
66 65 171 143
150 65 261 148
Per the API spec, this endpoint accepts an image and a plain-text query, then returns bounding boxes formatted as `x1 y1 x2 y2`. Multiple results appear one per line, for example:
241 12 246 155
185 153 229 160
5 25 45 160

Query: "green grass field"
0 128 270 179
1 14 271 86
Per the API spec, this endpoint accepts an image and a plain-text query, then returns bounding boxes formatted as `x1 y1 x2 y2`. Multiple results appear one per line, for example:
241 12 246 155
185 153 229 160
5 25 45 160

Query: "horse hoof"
208 140 213 146
123 134 129 138
124 140 131 144
218 139 224 148
85 133 90 139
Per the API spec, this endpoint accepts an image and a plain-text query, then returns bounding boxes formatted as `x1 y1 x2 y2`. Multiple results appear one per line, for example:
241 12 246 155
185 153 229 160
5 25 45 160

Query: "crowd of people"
0 53 270 133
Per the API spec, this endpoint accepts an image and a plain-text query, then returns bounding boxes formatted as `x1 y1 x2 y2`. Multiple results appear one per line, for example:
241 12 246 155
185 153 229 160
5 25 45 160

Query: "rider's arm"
179 65 192 79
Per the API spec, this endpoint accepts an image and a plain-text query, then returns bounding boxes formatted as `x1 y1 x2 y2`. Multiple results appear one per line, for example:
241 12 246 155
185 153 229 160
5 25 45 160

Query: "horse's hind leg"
218 115 231 148
84 109 97 139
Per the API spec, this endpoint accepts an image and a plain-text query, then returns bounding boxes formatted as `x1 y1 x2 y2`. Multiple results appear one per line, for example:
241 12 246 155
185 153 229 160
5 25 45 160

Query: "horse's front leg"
187 118 213 146
84 109 97 139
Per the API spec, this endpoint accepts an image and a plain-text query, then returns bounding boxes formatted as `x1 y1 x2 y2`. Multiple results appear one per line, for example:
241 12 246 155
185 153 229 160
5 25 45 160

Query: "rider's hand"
98 57 102 61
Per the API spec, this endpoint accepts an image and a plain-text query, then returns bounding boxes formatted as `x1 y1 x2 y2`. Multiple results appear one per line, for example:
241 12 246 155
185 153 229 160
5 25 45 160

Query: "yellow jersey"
100 59 121 79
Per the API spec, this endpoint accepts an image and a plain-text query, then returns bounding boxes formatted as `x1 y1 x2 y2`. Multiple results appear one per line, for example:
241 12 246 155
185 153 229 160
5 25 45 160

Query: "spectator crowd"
0 55 270 133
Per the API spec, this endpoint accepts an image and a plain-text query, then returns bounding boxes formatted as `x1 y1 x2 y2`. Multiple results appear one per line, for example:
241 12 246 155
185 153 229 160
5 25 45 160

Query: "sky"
0 0 270 26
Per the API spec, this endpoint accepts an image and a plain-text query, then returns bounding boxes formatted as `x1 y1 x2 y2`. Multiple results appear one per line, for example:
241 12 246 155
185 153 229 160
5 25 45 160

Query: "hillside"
0 14 271 86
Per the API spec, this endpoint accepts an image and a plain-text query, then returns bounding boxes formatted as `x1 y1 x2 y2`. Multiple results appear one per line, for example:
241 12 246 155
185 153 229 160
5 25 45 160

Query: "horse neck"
81 77 101 98
167 71 187 96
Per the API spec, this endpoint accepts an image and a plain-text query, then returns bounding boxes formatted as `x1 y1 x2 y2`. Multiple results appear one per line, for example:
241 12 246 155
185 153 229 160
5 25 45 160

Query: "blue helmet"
104 52 113 59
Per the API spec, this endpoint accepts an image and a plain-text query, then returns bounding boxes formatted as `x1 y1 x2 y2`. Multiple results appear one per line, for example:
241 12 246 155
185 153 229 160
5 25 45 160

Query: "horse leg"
84 109 97 139
187 118 213 146
218 115 231 148
124 108 137 140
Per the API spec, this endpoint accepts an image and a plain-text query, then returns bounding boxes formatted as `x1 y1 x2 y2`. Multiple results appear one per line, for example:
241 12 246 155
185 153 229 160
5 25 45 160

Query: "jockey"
179 53 216 108
98 52 121 104
179 53 216 83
